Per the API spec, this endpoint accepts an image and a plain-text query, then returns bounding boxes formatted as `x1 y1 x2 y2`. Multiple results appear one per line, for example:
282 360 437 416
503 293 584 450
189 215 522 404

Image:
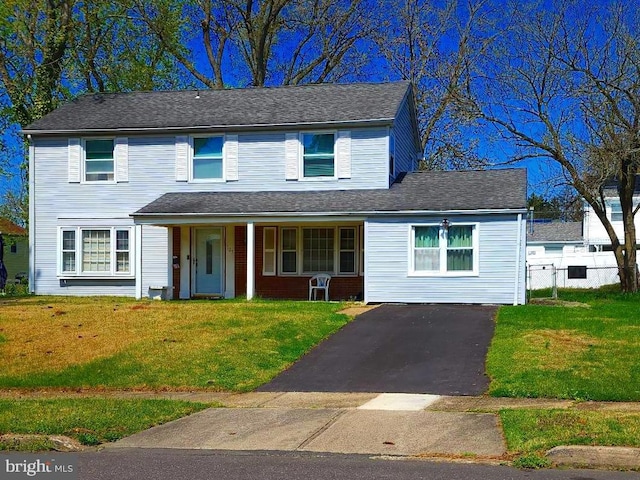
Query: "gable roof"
24 82 412 135
0 218 26 236
527 222 583 243
134 169 527 217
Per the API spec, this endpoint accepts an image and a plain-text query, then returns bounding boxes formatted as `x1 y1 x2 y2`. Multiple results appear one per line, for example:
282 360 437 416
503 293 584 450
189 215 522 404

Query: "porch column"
246 221 255 300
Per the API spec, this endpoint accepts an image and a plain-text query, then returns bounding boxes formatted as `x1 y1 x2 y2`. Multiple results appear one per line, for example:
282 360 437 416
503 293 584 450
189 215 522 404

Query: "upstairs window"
610 201 623 222
85 139 114 182
302 133 335 178
192 136 224 180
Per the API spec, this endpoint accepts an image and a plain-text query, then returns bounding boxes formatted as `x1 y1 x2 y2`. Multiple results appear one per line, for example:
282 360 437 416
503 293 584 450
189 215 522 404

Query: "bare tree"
474 0 640 292
373 0 496 169
129 0 373 88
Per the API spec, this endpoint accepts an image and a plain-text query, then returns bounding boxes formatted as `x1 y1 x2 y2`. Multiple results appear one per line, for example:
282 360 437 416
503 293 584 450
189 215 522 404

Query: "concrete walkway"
108 393 507 457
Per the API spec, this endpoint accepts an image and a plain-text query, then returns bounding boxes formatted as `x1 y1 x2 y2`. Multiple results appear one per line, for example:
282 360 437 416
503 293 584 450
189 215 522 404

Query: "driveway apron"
258 304 497 395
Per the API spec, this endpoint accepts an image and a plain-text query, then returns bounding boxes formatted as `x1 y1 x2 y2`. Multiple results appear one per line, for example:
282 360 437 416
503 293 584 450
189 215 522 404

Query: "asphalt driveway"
258 304 497 395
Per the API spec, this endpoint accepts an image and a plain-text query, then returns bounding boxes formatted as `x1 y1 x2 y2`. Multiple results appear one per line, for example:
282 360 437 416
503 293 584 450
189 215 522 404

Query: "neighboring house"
24 81 527 305
583 179 640 250
0 218 28 282
526 222 584 258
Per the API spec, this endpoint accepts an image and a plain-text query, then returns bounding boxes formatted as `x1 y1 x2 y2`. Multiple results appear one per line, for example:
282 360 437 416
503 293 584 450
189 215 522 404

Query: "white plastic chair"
309 274 332 301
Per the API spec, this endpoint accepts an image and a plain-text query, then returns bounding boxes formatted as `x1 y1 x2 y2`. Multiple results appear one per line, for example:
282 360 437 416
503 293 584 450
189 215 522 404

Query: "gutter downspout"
514 213 523 305
28 137 35 293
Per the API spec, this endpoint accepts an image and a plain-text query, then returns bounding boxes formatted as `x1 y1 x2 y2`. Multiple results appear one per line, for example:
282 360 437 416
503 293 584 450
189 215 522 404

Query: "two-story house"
24 81 527 304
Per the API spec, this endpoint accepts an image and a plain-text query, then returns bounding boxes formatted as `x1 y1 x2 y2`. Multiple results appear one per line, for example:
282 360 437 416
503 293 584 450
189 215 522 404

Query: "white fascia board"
21 118 395 136
131 208 528 225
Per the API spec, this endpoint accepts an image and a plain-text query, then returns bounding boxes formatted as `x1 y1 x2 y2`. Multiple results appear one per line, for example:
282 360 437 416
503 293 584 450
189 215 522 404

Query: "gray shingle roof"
134 169 527 216
24 82 411 134
527 222 583 243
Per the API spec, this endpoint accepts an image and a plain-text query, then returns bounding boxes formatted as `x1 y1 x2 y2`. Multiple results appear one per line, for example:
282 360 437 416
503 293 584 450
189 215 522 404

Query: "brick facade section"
234 225 363 301
172 227 181 299
234 226 247 297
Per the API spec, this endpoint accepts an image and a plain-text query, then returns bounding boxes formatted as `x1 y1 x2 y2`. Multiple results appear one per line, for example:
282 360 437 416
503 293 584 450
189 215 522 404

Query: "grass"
501 408 640 466
0 398 210 449
0 297 350 391
487 287 640 401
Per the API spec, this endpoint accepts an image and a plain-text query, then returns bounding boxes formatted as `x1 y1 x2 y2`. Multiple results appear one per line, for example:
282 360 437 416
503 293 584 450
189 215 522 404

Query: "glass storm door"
194 228 224 295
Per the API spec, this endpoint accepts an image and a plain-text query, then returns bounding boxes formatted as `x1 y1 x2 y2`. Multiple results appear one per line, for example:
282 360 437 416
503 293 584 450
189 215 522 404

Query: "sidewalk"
4 389 640 467
108 392 507 458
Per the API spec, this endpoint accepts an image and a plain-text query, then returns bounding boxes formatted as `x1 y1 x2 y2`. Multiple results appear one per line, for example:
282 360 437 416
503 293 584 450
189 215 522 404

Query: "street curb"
546 445 640 469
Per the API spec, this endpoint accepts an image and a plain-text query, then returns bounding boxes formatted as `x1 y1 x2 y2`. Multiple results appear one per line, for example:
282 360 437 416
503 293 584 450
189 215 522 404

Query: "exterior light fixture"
441 218 450 229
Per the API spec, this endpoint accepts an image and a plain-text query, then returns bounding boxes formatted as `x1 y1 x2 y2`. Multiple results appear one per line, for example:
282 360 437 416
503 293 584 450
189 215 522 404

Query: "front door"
193 227 224 296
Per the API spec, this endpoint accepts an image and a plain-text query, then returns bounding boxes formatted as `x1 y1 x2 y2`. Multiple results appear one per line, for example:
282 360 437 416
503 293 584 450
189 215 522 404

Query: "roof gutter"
21 117 395 136
131 208 528 218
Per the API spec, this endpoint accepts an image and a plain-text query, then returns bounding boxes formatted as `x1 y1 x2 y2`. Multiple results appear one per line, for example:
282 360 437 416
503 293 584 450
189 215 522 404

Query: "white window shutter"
115 137 128 182
175 136 189 182
225 134 239 181
336 130 351 179
285 133 299 180
68 138 81 183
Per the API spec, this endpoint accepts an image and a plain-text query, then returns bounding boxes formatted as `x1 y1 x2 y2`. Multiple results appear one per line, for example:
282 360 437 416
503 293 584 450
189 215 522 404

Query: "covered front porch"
165 221 365 301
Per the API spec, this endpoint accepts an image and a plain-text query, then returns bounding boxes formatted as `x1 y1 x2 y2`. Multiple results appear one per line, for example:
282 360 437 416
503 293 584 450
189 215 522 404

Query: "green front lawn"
500 408 640 468
487 289 640 401
0 297 351 391
0 398 211 449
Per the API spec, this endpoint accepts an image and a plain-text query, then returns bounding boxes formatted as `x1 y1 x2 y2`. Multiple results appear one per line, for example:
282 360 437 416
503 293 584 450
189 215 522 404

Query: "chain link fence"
526 263 620 300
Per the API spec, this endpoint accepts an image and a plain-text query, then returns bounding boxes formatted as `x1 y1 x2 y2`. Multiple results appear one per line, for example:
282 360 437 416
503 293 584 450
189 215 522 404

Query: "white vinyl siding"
366 215 524 304
32 126 392 296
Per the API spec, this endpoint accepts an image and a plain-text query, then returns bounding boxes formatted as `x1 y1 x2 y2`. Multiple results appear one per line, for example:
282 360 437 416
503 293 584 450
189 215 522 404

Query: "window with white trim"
84 139 114 182
339 227 356 274
281 227 298 274
263 227 276 276
610 201 623 222
59 227 133 276
278 226 359 275
302 228 334 273
192 136 224 180
411 224 477 275
301 132 335 178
